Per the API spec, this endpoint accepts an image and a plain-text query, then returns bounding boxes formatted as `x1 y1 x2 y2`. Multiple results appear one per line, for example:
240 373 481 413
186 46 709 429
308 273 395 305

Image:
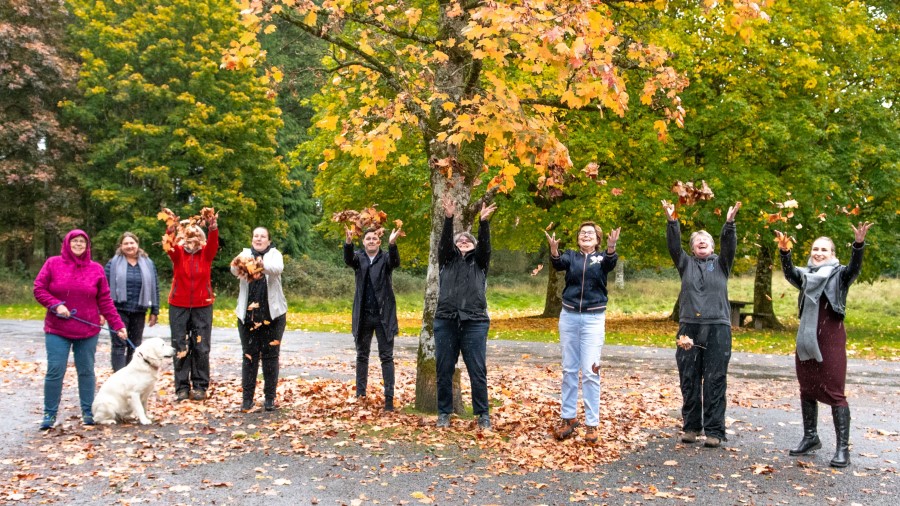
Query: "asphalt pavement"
0 319 897 505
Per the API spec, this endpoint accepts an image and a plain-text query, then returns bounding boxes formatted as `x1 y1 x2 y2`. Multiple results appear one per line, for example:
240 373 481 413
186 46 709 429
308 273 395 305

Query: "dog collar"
138 352 154 367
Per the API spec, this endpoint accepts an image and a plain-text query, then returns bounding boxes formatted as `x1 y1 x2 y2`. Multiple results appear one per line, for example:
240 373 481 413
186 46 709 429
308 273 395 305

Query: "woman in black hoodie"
434 194 496 430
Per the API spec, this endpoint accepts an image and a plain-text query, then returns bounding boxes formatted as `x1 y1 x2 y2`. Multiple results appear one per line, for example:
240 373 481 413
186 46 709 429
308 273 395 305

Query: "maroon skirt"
795 297 848 407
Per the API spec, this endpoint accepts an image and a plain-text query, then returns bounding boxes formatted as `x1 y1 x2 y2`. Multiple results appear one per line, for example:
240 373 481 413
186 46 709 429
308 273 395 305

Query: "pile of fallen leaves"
332 206 401 239
157 206 216 252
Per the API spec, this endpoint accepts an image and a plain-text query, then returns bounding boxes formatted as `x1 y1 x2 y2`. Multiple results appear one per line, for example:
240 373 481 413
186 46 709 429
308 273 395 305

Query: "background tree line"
2 0 897 298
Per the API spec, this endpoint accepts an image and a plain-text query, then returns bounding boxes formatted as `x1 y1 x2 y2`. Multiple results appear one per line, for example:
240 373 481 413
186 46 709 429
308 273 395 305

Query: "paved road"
0 319 897 505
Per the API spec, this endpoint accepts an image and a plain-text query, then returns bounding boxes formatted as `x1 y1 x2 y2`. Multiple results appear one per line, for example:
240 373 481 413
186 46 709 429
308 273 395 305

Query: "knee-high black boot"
262 355 279 411
789 399 822 456
830 405 851 468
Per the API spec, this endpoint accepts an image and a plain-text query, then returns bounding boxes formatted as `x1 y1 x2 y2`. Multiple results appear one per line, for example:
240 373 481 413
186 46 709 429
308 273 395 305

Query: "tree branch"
344 13 440 45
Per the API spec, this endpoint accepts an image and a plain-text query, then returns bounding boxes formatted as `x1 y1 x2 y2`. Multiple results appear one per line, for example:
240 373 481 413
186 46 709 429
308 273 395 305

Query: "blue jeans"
434 318 490 416
44 333 99 416
558 310 606 426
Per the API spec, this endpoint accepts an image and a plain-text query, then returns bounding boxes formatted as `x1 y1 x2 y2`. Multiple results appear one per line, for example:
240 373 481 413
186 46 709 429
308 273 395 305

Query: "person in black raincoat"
344 224 403 411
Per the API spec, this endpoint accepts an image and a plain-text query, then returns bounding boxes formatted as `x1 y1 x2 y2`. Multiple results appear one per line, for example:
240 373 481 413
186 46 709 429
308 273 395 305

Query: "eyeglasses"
456 238 472 244
578 231 597 237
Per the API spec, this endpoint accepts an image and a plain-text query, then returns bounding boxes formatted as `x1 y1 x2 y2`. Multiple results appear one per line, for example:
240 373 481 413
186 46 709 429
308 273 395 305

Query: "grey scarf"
796 257 840 362
108 254 156 309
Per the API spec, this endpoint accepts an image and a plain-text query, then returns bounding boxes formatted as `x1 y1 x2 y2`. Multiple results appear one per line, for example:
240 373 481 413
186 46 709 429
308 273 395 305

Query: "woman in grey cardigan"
663 200 741 448
776 222 871 468
104 232 160 371
231 227 287 412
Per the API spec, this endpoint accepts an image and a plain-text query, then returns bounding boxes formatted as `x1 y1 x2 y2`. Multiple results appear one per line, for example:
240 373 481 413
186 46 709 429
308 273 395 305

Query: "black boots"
262 356 279 410
830 405 851 468
789 399 822 456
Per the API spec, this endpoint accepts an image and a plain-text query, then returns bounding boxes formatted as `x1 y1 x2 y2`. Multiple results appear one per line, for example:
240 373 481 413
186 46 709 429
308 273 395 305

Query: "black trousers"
109 310 146 371
238 314 286 401
355 311 395 398
675 323 732 439
169 305 213 393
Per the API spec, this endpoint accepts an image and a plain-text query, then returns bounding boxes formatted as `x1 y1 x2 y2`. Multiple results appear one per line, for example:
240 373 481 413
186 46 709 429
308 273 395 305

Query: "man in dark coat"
343 225 402 411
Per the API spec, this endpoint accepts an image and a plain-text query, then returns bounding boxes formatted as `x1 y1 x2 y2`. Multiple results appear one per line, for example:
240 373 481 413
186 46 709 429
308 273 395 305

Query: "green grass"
4 274 898 360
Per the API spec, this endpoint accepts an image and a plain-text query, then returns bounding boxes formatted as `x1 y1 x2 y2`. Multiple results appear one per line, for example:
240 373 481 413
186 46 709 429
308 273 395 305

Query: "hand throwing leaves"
231 255 264 280
773 230 795 251
332 206 390 239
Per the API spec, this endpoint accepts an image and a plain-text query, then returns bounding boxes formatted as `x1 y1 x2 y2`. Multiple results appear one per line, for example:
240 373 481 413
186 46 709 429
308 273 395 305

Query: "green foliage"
63 0 289 270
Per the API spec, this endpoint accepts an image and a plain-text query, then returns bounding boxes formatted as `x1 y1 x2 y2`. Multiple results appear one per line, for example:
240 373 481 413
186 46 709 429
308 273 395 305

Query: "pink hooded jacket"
33 230 125 339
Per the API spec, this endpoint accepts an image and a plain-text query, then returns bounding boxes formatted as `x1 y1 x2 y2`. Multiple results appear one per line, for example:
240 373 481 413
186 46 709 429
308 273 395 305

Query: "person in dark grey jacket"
664 200 741 448
434 194 496 430
344 225 402 412
775 222 871 468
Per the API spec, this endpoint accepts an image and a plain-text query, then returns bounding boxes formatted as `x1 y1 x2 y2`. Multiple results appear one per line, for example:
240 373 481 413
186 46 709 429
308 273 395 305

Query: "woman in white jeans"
546 222 620 443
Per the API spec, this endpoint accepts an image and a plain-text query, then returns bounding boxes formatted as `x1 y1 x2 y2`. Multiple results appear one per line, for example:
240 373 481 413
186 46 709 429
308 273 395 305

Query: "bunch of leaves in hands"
332 206 402 239
156 207 216 252
671 180 715 206
231 255 264 281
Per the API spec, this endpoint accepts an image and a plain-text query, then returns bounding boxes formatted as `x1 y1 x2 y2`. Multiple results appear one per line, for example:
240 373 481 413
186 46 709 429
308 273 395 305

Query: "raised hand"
774 230 793 251
607 227 621 251
544 230 560 257
726 201 742 222
442 194 456 218
207 212 218 230
851 221 873 243
661 200 675 221
389 225 403 244
480 202 497 221
345 226 353 244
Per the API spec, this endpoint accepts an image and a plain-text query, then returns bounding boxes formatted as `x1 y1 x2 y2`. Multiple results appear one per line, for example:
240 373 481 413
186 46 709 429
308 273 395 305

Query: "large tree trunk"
541 264 563 317
669 296 680 322
750 243 783 330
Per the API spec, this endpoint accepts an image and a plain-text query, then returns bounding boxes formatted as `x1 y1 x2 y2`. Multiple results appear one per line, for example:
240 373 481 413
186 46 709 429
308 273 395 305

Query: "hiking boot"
241 399 254 412
437 413 451 428
477 414 491 430
264 398 276 412
704 436 722 448
176 390 190 402
681 431 699 444
384 396 394 412
552 418 579 441
190 389 207 401
584 426 598 444
39 413 56 431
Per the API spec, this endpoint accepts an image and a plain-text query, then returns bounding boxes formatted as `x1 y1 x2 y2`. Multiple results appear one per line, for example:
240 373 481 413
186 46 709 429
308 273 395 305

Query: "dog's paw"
100 420 117 425
139 418 153 425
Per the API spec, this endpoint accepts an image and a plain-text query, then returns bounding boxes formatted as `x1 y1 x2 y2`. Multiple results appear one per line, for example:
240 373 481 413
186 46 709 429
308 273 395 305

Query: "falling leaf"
247 302 260 310
269 340 281 346
676 335 694 350
245 354 252 360
176 350 188 359
530 264 544 276
545 222 554 231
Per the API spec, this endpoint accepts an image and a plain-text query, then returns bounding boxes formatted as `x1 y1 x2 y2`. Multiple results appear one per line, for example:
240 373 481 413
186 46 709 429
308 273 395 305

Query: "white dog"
92 337 175 425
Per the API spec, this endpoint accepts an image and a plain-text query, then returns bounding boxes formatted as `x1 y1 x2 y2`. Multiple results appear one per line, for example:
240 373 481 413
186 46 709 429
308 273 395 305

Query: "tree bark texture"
751 243 783 329
541 264 563 317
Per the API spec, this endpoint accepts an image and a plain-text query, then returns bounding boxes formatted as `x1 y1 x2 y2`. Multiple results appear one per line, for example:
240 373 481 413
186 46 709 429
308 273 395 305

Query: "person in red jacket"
165 214 219 401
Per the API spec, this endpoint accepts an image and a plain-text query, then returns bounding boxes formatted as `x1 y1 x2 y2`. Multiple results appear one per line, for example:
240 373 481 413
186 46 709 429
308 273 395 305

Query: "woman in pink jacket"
33 230 127 430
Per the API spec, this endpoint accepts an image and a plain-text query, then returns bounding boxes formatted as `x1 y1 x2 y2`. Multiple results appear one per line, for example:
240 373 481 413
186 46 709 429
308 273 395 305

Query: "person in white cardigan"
230 227 287 412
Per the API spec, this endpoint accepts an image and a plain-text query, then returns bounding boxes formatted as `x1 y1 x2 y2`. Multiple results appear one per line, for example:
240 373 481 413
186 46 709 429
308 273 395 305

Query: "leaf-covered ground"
0 352 682 502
